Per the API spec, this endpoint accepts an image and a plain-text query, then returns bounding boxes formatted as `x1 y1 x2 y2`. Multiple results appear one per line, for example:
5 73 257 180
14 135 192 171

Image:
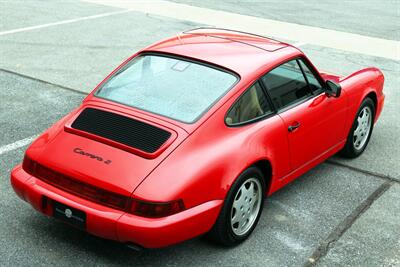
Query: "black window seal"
94 51 241 125
259 56 326 113
224 80 276 128
296 58 325 95
296 58 314 96
224 55 326 127
276 94 317 114
258 78 278 114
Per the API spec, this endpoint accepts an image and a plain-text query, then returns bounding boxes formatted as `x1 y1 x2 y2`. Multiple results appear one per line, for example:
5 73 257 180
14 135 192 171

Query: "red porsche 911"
11 28 385 249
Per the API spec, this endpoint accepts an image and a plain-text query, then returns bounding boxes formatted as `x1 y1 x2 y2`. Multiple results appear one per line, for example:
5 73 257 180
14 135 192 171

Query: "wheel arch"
251 159 273 196
365 91 378 113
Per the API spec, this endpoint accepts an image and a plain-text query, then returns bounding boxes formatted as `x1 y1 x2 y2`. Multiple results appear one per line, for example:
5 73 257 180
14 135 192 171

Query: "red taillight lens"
128 199 185 218
21 154 185 218
22 154 36 174
21 154 129 211
34 163 130 211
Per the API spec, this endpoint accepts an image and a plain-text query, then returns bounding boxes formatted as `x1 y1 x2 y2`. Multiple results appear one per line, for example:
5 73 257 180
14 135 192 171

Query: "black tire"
340 97 375 158
207 166 265 246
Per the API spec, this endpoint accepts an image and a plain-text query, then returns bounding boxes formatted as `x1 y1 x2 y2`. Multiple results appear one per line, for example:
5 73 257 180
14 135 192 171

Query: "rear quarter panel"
132 82 291 209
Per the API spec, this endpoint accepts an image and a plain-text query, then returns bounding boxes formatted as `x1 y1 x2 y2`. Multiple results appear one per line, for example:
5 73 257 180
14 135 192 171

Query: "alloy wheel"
230 178 262 236
353 106 372 150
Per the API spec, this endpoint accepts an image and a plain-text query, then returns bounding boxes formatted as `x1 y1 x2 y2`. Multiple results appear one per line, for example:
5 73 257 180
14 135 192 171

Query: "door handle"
288 121 301 132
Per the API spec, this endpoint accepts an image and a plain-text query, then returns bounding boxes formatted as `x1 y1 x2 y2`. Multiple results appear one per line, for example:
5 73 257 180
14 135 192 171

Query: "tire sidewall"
221 167 266 244
348 98 375 156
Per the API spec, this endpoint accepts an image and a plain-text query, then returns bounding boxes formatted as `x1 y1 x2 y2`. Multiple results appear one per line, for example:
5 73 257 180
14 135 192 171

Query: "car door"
261 58 346 171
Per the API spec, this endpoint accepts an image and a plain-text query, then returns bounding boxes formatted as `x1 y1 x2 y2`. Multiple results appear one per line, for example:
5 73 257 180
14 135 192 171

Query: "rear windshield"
95 54 238 123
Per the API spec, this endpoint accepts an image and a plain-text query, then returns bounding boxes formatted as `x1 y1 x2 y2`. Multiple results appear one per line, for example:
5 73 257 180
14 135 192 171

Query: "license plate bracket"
53 200 86 230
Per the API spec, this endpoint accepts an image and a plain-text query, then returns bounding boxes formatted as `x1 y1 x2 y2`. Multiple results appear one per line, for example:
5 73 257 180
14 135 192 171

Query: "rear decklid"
32 105 188 197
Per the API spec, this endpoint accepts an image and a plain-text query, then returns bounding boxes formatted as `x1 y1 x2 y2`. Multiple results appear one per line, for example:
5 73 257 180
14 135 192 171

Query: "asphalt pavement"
0 1 399 266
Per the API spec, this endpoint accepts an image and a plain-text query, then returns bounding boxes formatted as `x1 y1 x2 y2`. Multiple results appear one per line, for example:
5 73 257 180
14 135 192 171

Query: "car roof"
143 28 301 77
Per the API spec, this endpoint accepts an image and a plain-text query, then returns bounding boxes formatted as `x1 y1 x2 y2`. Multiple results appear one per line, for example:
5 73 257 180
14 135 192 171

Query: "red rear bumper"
10 164 222 248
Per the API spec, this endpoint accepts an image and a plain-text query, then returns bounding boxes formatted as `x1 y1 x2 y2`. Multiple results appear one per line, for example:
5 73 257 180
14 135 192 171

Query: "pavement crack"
326 159 399 184
0 68 86 95
303 180 393 266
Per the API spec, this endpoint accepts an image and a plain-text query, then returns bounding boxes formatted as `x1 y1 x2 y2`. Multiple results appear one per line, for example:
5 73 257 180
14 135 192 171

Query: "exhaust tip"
126 242 144 252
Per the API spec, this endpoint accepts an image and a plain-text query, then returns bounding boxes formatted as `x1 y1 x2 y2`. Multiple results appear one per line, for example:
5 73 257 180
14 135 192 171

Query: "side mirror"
325 80 341 98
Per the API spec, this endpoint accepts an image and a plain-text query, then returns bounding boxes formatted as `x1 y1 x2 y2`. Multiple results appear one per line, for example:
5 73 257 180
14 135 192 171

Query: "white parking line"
0 9 133 36
83 0 400 60
0 135 38 155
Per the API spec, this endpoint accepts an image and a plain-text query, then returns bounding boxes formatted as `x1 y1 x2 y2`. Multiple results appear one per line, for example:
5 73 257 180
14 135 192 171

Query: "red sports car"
11 28 385 249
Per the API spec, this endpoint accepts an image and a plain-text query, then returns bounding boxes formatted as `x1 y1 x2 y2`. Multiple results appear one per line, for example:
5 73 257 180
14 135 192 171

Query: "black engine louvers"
71 108 171 153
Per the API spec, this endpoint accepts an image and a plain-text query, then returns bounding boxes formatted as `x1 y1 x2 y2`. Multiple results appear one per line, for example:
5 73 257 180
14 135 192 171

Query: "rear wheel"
340 97 375 158
207 166 265 246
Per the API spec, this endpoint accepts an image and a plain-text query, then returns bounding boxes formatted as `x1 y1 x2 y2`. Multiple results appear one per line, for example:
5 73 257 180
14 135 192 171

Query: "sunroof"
184 28 288 52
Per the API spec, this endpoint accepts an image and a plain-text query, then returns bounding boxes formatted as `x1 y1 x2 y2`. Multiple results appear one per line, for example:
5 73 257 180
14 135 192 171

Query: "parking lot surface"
1 1 399 266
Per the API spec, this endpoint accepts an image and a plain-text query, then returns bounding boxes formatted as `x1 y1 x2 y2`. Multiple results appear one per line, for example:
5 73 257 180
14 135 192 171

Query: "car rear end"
10 103 224 247
11 161 222 248
9 52 239 248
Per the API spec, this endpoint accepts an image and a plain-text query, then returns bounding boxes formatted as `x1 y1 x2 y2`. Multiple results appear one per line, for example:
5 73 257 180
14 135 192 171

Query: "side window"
226 82 272 125
298 59 323 93
261 60 312 110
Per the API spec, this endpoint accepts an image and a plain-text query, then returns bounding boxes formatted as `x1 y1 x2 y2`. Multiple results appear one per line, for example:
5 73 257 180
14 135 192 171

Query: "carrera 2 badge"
73 147 112 164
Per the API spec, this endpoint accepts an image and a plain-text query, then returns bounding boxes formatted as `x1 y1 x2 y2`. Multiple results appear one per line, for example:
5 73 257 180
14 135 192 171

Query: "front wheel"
207 166 265 246
340 97 375 158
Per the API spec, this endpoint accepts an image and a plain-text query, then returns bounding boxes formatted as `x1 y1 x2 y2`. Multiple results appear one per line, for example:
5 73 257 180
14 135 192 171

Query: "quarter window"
226 82 272 125
261 60 312 109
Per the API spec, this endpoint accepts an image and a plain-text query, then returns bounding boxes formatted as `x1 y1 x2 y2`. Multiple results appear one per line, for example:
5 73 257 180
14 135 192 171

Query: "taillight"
22 154 36 174
128 199 185 218
21 154 185 218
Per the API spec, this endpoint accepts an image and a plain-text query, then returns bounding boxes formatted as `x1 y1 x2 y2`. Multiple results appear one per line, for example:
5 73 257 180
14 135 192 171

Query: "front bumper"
375 93 385 123
10 164 223 248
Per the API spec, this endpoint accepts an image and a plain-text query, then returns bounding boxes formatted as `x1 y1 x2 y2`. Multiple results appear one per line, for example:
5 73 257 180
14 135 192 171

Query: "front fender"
339 67 384 134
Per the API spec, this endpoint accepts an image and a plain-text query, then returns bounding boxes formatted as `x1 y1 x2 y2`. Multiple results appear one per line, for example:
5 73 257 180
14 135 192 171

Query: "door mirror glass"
325 80 341 98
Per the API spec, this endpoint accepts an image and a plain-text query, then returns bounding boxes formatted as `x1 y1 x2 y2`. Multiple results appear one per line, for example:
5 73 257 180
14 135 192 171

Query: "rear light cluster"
22 155 184 218
129 199 185 218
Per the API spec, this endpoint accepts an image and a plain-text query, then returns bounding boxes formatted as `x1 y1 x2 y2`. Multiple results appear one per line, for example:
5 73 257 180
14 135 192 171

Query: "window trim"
296 58 325 95
94 52 241 124
295 56 326 88
224 55 326 127
260 56 326 113
224 81 276 127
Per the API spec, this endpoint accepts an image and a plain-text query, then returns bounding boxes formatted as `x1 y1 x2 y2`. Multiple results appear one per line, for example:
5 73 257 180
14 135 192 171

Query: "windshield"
95 54 238 123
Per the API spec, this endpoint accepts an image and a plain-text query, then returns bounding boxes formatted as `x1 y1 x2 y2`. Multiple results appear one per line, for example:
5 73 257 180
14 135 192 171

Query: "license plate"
53 201 86 230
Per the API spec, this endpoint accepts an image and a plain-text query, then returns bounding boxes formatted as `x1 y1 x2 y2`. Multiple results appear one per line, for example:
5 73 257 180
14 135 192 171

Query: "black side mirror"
325 80 341 98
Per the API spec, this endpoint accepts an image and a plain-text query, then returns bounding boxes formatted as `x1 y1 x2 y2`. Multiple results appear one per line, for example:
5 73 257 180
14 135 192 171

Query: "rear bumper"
10 164 222 248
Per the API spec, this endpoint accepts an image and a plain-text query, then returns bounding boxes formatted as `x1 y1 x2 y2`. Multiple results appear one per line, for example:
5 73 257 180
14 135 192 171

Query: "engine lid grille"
71 108 171 154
